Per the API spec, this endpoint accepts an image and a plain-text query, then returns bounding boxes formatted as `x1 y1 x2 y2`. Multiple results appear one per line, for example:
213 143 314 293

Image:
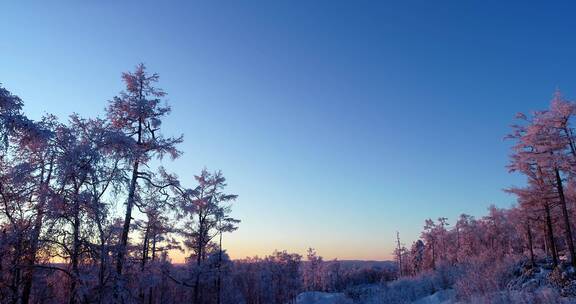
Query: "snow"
295 289 456 304
296 291 353 304
411 289 455 304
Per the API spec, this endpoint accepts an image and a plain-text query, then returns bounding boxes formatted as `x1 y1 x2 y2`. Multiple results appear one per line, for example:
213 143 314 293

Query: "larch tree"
303 247 324 291
17 115 59 304
177 169 238 304
106 63 183 285
436 217 449 263
410 240 424 275
421 219 437 270
507 95 576 267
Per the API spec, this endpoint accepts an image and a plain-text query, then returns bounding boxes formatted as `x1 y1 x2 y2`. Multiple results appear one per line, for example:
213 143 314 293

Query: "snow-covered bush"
454 255 521 300
466 288 563 304
360 263 462 304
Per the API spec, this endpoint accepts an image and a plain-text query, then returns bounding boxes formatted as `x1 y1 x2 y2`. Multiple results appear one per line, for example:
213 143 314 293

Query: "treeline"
395 207 523 276
159 248 395 304
392 92 576 299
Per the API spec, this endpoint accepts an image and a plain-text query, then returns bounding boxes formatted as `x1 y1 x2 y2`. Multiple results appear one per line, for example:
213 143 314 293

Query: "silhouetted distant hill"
312 260 397 271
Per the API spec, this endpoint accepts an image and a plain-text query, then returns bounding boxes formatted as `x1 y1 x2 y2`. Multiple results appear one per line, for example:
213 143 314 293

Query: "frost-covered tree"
106 63 183 295
394 232 409 277
0 85 37 150
410 240 424 275
507 92 576 267
14 115 58 304
303 247 324 291
421 219 437 270
177 169 238 304
0 69 250 304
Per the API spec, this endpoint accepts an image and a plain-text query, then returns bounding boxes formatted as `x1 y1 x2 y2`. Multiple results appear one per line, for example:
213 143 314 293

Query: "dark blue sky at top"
2 1 576 259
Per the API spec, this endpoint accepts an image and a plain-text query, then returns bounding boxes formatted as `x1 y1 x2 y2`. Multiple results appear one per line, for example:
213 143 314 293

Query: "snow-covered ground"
295 260 576 304
296 289 454 304
411 289 455 304
296 292 353 304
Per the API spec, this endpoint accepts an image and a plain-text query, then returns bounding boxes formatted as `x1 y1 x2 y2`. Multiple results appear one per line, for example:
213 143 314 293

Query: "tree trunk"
396 232 402 277
116 117 142 279
217 229 223 304
11 233 23 304
139 222 150 303
21 210 43 304
116 160 139 275
544 223 549 256
151 234 157 262
91 196 107 304
113 160 140 304
141 223 150 271
148 234 156 304
69 187 82 304
194 213 205 304
22 157 52 304
545 203 559 267
526 221 535 267
555 168 576 267
431 241 436 270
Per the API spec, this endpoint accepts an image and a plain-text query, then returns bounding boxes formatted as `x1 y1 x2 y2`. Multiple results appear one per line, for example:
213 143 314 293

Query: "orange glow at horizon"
168 244 396 264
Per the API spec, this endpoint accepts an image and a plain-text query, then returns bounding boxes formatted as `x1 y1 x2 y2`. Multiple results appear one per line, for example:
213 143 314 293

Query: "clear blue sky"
1 1 575 260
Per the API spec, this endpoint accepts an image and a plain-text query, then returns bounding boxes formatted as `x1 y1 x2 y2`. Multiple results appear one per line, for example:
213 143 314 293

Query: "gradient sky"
2 1 576 261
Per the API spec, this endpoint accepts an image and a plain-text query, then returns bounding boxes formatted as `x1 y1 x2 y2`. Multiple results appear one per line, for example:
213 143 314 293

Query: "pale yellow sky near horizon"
166 235 396 263
168 249 394 264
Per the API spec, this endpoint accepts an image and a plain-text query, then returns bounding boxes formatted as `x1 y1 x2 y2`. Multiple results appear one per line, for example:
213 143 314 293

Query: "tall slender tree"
178 169 238 304
106 64 182 280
